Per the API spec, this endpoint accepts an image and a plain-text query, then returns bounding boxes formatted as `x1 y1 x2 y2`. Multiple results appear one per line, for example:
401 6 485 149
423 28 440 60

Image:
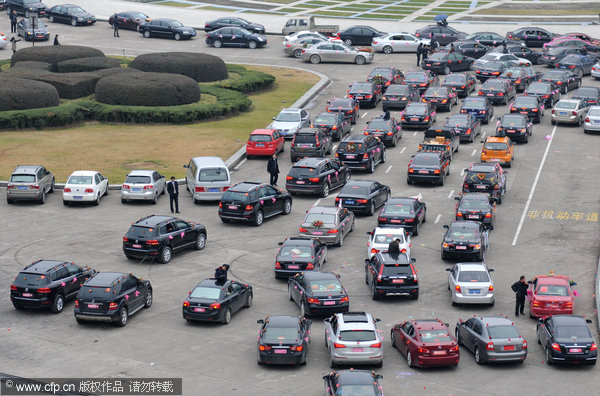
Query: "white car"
324 312 383 368
372 32 430 54
592 63 600 79
584 106 600 133
120 169 166 204
0 32 7 49
366 227 411 259
269 107 310 139
472 52 531 69
283 30 338 45
446 262 495 306
63 170 109 206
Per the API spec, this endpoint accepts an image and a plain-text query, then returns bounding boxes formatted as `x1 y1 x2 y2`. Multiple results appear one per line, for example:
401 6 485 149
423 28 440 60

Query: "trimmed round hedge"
130 52 228 82
57 57 122 73
95 72 201 106
11 46 105 71
0 77 60 111
11 61 53 71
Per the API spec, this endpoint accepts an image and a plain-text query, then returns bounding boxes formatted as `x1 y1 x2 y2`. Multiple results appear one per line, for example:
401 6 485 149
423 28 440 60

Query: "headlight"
258 37 264 41
27 31 32 35
77 17 83 21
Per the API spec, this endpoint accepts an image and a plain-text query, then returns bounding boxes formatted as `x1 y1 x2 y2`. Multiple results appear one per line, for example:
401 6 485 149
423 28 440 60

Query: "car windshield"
130 12 148 19
548 48 568 55
275 112 301 122
249 134 272 142
445 74 466 84
10 174 35 182
339 330 376 342
555 326 591 339
424 87 447 97
350 83 373 92
340 184 369 195
198 168 228 182
514 97 538 106
280 245 313 258
466 170 496 182
544 71 565 79
420 330 452 342
412 155 439 166
429 52 448 61
67 175 92 185
588 108 600 116
448 227 476 239
367 119 392 130
487 325 520 339
386 85 410 95
536 284 568 296
527 83 550 94
404 72 426 82
263 327 300 341
190 287 221 299
308 279 342 292
464 98 485 109
406 104 427 115
15 272 50 285
335 385 377 396
373 232 404 244
501 116 526 127
304 213 336 225
460 196 490 209
484 142 509 150
314 114 336 124
83 286 115 298
125 175 151 184
294 133 316 143
67 7 85 13
555 101 577 110
127 225 157 237
383 203 413 215
458 270 490 282
445 115 469 128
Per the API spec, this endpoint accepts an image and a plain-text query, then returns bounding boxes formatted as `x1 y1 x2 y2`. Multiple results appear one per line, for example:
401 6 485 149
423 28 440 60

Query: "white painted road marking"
234 158 246 170
385 165 393 173
448 190 454 199
314 198 322 206
434 214 442 224
460 169 465 176
400 146 406 154
361 112 368 119
512 125 557 246
413 132 417 136
471 149 477 156
481 132 486 139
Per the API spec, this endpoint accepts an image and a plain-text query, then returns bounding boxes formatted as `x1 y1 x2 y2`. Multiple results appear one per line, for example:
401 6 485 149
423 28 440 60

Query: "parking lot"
1 16 600 396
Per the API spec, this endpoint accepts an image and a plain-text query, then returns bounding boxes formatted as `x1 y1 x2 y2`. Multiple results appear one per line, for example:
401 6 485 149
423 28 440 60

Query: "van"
184 157 231 203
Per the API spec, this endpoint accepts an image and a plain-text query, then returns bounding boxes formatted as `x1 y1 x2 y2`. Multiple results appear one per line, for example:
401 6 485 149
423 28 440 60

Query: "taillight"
299 227 307 232
532 300 540 307
356 199 368 204
85 188 93 193
564 302 573 308
37 288 51 294
551 343 561 352
209 303 221 310
479 110 486 114
491 72 500 76
143 185 153 190
455 285 461 293
122 184 130 189
286 176 293 181
63 188 71 192
510 107 517 111
572 111 577 116
183 300 190 307
498 92 504 96
532 108 538 112
75 300 79 308
515 79 521 84
306 263 314 270
363 153 369 159
195 187 205 192
411 265 418 283
291 345 303 351
10 285 17 291
457 212 463 217
434 169 440 174
443 242 449 248
404 218 414 223
569 65 576 69
418 347 429 353
522 340 528 349
259 345 271 351
245 205 254 211
29 184 39 189
478 91 484 96
334 343 346 348
488 285 494 292
370 342 382 348
372 41 378 45
218 202 222 209
551 109 555 114
466 128 471 134
334 198 340 205
122 236 129 242
450 345 459 352
585 117 590 122
308 177 320 182
485 213 492 218
146 240 159 246
306 297 319 304
275 262 282 269
591 343 597 351
408 168 414 173
108 302 118 310
463 183 469 189
340 296 349 303
326 229 338 234
487 342 495 351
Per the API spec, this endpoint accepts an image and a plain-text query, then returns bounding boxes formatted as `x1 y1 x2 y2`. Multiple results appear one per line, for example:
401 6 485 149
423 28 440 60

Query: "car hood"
176 26 195 31
270 120 301 129
249 23 264 29
71 11 94 18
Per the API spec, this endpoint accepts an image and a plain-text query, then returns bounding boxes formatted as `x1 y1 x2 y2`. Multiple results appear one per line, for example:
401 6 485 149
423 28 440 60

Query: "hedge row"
0 77 60 111
214 64 275 93
0 102 90 129
57 57 122 73
11 46 105 71
130 52 228 82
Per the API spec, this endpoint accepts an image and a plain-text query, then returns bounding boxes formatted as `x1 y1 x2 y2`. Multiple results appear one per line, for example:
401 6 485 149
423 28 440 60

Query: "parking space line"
385 165 393 173
471 149 477 156
234 158 246 170
361 112 368 119
481 132 486 139
413 132 417 136
448 190 454 199
400 146 406 154
314 198 322 207
460 169 466 176
434 214 442 224
512 125 557 246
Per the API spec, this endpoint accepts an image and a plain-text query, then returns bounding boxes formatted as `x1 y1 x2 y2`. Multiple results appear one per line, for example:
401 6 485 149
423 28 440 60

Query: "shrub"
0 77 60 111
11 61 53 71
57 57 122 73
11 45 105 71
0 102 90 129
214 64 275 93
95 72 200 106
130 52 228 82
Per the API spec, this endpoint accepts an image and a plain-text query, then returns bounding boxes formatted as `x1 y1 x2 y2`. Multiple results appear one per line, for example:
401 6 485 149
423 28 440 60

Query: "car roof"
343 134 367 142
412 319 448 330
379 252 411 264
551 315 588 326
133 215 176 226
414 151 442 159
345 180 375 187
190 156 227 167
307 206 339 215
485 136 510 143
85 272 126 287
294 157 329 167
127 170 155 176
250 129 276 135
279 108 303 114
449 220 479 229
373 226 407 235
303 271 339 281
557 99 583 104
68 170 98 176
337 370 376 384
461 193 490 201
337 312 377 329
456 262 488 272
480 316 514 326
387 197 416 205
264 315 300 327
536 275 570 285
469 163 495 172
22 260 69 273
229 181 263 192
197 278 229 288
12 165 43 174
283 237 315 246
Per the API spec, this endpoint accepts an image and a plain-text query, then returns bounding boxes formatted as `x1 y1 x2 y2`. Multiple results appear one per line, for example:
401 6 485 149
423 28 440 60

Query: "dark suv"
335 134 386 173
365 252 418 300
285 157 350 197
312 112 351 141
290 127 332 162
74 272 152 327
6 0 47 17
364 114 402 147
219 182 292 226
123 215 207 264
11 260 96 313
462 163 507 204
346 81 381 108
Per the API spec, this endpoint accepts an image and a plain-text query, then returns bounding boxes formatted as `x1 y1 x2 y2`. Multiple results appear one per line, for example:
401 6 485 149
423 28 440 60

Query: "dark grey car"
290 127 332 162
7 165 55 204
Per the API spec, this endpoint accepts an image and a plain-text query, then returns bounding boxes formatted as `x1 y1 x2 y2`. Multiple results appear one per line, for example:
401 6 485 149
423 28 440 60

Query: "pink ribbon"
125 294 129 300
272 198 276 203
180 231 185 238
72 277 77 283
135 291 140 297
61 282 66 287
169 235 173 239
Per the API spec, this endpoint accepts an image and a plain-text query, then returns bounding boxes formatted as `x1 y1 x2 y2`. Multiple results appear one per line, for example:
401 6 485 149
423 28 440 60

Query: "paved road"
1 16 600 396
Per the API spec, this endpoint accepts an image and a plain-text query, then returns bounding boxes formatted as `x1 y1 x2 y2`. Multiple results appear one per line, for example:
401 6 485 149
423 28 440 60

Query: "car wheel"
221 307 232 324
337 234 344 247
407 351 415 367
410 290 419 300
283 199 292 215
39 190 46 205
93 194 100 206
309 54 321 64
152 194 158 204
194 233 207 250
50 293 64 314
474 347 484 364
455 328 462 346
248 40 258 49
12 302 23 310
413 221 420 237
443 66 450 75
367 160 375 174
76 317 85 324
63 200 69 206
144 289 153 308
253 210 264 226
355 55 366 65
422 210 427 223
288 284 294 300
577 117 582 127
391 330 396 347
121 198 127 204
143 30 151 38
496 192 502 205
344 172 351 183
104 187 109 196
117 307 128 327
551 119 556 125
71 19 77 27
257 350 263 365
407 178 413 185
381 149 386 163
383 45 393 54
536 326 542 344
174 33 181 41
244 292 253 308
344 38 353 46
159 246 172 264
293 48 302 58
329 355 338 368
370 281 380 300
300 301 307 317
49 179 55 193
439 173 445 186
321 183 330 198
367 201 375 216
48 15 54 23
545 345 554 365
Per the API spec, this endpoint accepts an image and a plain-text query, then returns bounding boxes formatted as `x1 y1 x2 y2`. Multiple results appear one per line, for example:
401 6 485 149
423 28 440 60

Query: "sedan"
204 17 264 34
455 193 496 228
346 81 381 108
286 157 350 197
473 52 530 69
584 106 600 133
499 67 541 92
529 275 576 318
366 226 411 259
492 44 540 65
478 78 516 105
505 27 554 47
460 96 494 124
407 152 449 186
414 24 467 46
444 113 481 143
377 196 426 235
257 315 311 365
593 62 600 78
442 72 477 97
206 27 266 49
246 128 284 158
139 18 195 40
270 107 310 139
326 98 359 124
509 95 545 123
367 66 404 89
524 81 560 107
323 370 384 396
572 86 600 106
17 19 49 41
442 40 488 59
372 32 429 53
182 278 252 324
540 47 587 67
338 25 386 46
301 42 373 65
46 4 95 26
402 70 439 94
283 37 325 58
465 32 507 47
441 221 489 261
446 262 495 305
539 70 581 94
275 237 327 278
456 317 527 364
108 11 151 31
422 52 474 75
335 180 390 216
481 136 514 168
496 114 532 143
288 271 349 317
120 170 166 204
400 102 436 129
537 315 597 365
475 60 517 82
62 170 108 206
363 114 402 147
299 206 355 246
421 86 458 111
382 84 420 111
551 99 589 126
312 112 351 141
555 54 597 77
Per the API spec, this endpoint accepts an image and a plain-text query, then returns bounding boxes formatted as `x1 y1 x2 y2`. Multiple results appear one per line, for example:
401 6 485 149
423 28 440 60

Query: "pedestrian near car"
502 43 508 54
416 43 423 66
113 14 120 37
167 176 180 213
511 275 529 316
54 35 60 46
267 154 279 186
10 10 18 33
450 43 455 53
388 238 401 255
10 37 21 54
430 36 438 51
215 264 230 284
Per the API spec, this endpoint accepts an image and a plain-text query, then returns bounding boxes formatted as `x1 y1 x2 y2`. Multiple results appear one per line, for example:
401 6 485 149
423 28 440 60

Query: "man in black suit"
267 154 279 186
167 176 179 213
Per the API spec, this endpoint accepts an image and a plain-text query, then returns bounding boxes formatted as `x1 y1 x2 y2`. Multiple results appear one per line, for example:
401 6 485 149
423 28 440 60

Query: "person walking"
450 43 455 53
430 36 438 51
267 154 279 186
167 176 180 213
502 43 508 54
214 264 230 284
10 10 18 34
416 43 423 66
53 34 60 46
113 14 120 37
10 37 21 55
511 275 529 316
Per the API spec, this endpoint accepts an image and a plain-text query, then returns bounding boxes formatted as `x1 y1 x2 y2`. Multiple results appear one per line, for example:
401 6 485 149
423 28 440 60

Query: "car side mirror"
443 225 449 229
336 274 340 279
322 375 329 380
277 242 283 246
257 319 264 324
586 319 593 324
489 268 495 272
366 231 372 235
324 317 331 323
183 164 189 168
463 168 468 172
306 319 312 325
375 318 381 322
376 374 383 379
444 323 450 327
454 196 460 201
480 139 484 143
571 282 577 286
527 280 533 284
411 258 416 263
445 268 451 272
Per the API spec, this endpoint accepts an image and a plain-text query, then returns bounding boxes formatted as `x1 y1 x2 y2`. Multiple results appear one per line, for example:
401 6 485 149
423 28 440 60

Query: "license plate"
520 111 528 114
468 215 479 219
507 130 515 133
274 349 287 354
228 205 238 210
456 245 467 250
392 279 405 284
345 155 356 159
74 196 83 199
490 158 500 162
391 219 402 223
208 188 219 192
22 293 33 297
486 93 494 96
352 348 364 352
503 345 515 351
569 348 582 353
419 170 429 174
389 97 398 101
87 304 99 309
298 144 310 148
296 180 305 184
410 118 419 121
559 112 567 116
469 289 481 294
256 144 264 147
288 265 299 269
17 186 27 190
312 231 323 235
344 200 354 204
433 350 447 356
132 188 141 192
595 120 600 124
425 63 431 66
194 307 206 312
132 244 142 248
323 300 336 305
476 185 487 189
356 96 364 99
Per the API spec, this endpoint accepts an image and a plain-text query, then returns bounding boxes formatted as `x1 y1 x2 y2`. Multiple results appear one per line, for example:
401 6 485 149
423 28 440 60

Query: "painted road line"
400 146 406 154
234 158 246 170
448 190 454 199
481 132 486 139
413 132 417 136
314 198 322 207
332 145 338 152
434 214 442 224
512 125 557 246
460 169 465 176
471 149 477 156
361 112 368 119
385 165 393 173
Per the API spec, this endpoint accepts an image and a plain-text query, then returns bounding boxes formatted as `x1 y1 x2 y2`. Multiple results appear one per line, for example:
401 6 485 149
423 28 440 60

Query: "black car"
5 0 46 17
204 17 264 34
540 47 587 67
46 4 95 26
506 27 554 47
346 81 382 108
465 32 506 47
443 40 488 59
338 25 386 46
537 315 597 366
335 134 386 173
572 86 600 106
377 197 426 235
365 252 418 300
367 66 404 91
290 127 332 162
10 260 96 313
401 102 436 129
499 67 541 92
493 44 540 65
496 114 532 143
455 193 495 229
16 18 49 41
0 0 6 11
218 182 292 226
74 272 152 327
382 84 420 111
539 70 581 94
510 95 545 123
478 78 516 105
422 52 474 75
139 18 195 40
206 27 267 49
555 54 597 77
462 162 507 204
402 70 439 94
108 11 151 31
441 221 488 261
460 96 494 124
444 113 482 143
257 315 311 365
421 86 458 111
415 24 467 45
323 370 384 396
407 152 450 186
420 127 460 157
476 60 516 82
122 215 207 264
285 157 350 198
326 97 359 124
364 114 402 147
312 112 351 141
524 82 560 107
442 72 477 97
288 271 349 317
335 180 390 215
275 237 327 278
182 278 252 324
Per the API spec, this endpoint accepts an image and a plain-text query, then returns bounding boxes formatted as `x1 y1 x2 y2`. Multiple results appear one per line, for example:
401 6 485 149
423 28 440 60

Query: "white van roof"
190 156 228 168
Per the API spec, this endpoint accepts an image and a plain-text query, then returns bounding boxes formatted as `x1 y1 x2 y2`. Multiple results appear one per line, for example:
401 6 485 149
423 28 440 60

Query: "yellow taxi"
480 136 514 167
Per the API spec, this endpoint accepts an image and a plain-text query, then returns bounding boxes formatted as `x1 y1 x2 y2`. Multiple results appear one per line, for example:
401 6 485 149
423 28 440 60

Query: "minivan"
184 157 231 203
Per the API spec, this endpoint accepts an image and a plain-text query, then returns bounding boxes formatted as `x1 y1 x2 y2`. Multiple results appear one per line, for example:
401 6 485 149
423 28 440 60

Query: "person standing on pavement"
267 154 279 186
10 10 18 34
167 176 180 213
416 43 423 66
10 37 21 55
113 14 120 37
511 275 529 316
54 35 60 46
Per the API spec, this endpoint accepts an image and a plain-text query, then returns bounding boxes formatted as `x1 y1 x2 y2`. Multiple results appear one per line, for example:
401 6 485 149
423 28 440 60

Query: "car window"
265 185 278 196
175 220 189 230
473 321 483 335
67 265 82 276
122 276 137 291
339 330 376 341
190 286 220 299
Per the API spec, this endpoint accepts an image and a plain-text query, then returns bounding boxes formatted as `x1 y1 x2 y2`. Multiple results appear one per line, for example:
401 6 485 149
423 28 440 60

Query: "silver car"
324 311 383 368
446 262 494 306
584 106 600 133
121 170 166 204
301 42 374 65
6 165 55 204
592 63 600 79
269 108 310 139
299 206 355 246
283 30 330 44
284 37 326 58
551 99 589 126
372 32 429 54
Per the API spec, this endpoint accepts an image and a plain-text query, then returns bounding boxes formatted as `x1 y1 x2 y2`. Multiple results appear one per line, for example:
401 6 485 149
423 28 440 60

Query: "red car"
529 275 575 318
391 319 459 368
246 129 284 158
